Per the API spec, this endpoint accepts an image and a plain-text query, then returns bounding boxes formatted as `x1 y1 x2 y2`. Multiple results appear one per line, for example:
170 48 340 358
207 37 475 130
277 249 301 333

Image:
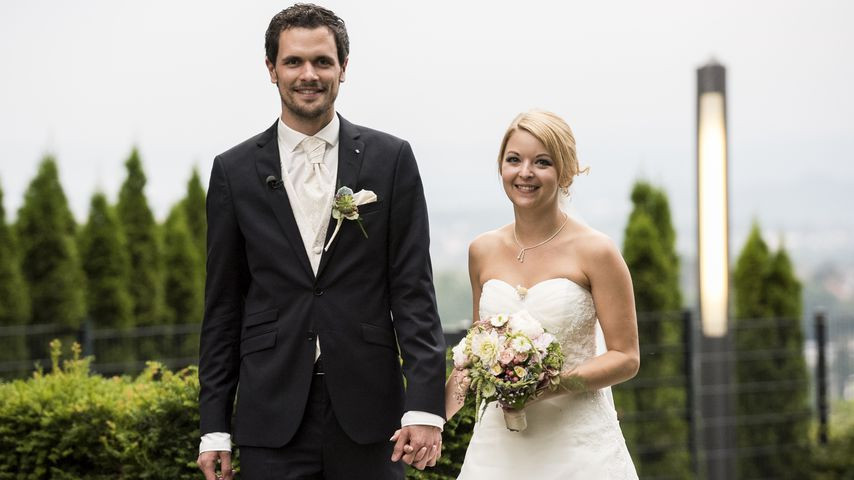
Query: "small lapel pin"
355 149 360 154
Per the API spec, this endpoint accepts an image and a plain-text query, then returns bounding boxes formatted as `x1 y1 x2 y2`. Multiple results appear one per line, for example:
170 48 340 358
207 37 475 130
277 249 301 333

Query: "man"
196 4 446 479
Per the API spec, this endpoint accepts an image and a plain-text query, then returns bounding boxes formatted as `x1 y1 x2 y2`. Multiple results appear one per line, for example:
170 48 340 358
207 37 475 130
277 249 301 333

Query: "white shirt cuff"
401 410 445 431
199 432 232 454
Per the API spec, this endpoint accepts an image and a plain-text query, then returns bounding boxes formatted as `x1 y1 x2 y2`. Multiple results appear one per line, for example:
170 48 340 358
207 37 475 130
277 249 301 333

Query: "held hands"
390 425 442 470
197 451 233 480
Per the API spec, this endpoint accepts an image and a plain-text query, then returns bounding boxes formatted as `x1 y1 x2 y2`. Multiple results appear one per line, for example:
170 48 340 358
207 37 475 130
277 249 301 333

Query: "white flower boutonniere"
324 186 377 251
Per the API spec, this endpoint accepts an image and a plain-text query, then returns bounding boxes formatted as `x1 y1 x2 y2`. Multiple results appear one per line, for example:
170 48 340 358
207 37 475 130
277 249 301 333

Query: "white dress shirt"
200 115 443 454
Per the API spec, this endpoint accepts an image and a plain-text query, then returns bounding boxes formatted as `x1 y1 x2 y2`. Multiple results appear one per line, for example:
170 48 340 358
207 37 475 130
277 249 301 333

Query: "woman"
452 110 639 478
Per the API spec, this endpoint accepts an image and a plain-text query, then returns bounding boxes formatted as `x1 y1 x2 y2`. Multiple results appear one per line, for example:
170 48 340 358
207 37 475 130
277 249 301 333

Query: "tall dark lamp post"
696 59 735 479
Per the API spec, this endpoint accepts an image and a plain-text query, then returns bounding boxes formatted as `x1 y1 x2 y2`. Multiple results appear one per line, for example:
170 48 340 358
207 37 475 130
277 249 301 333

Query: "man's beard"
280 83 336 120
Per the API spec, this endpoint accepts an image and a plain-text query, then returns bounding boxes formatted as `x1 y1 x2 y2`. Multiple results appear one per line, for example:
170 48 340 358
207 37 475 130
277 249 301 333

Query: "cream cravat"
297 136 330 235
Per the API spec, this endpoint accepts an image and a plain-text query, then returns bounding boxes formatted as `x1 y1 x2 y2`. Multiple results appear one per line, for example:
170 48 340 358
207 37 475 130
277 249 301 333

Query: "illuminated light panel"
698 91 729 337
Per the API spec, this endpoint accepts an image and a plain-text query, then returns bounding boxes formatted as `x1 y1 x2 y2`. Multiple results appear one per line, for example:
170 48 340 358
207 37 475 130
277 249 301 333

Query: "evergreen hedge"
0 343 476 479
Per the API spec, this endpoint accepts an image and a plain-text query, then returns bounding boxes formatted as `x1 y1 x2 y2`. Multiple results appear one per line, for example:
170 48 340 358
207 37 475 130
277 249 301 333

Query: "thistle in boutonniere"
324 186 377 251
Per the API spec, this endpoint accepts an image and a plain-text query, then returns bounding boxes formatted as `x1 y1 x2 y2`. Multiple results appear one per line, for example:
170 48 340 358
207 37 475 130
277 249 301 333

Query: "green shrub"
405 351 476 480
0 342 485 479
0 340 211 480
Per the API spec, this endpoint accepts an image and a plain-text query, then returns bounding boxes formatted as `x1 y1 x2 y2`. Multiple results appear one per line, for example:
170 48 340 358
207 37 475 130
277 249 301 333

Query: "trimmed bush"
0 343 481 479
0 341 206 479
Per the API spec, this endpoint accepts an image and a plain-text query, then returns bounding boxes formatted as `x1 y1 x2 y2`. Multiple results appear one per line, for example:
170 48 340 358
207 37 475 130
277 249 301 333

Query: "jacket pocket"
244 308 278 328
241 330 277 357
358 200 384 215
361 323 397 349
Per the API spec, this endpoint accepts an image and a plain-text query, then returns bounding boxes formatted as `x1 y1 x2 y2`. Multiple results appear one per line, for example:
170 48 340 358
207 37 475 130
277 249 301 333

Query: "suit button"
313 288 324 296
307 333 316 341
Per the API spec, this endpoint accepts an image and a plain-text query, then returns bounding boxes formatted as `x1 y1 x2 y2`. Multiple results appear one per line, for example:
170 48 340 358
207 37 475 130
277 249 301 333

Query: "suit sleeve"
387 141 447 418
198 156 248 435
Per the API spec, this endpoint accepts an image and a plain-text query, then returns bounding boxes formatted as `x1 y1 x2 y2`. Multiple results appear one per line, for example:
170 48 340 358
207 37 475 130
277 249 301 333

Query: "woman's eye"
505 156 520 163
536 158 553 167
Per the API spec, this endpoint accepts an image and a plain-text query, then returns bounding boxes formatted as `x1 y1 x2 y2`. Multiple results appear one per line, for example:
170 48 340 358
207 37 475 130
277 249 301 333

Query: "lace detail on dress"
480 278 597 372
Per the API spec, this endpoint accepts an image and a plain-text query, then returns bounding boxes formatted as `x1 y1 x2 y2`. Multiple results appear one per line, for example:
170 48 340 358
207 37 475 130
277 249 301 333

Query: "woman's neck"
512 205 566 245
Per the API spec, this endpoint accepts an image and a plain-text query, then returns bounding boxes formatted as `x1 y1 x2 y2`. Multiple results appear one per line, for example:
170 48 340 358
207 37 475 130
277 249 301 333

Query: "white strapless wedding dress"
457 278 637 479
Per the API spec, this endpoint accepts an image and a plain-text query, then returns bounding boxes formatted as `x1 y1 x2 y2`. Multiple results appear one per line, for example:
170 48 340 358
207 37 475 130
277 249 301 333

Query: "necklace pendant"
517 249 525 263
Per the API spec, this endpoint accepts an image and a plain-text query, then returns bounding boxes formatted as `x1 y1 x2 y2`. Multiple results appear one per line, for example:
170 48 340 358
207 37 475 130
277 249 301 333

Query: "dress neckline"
482 277 591 296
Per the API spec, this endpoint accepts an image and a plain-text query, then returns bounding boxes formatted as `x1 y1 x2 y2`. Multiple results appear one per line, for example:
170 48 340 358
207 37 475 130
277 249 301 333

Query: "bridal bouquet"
451 310 564 432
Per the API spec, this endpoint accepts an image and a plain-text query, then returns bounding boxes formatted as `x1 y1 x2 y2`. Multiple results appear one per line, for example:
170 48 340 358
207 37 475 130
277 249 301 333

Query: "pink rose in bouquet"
451 310 564 431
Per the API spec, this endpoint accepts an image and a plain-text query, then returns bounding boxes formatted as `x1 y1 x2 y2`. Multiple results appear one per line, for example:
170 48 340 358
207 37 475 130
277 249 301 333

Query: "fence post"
80 317 94 358
815 309 828 445
683 309 699 476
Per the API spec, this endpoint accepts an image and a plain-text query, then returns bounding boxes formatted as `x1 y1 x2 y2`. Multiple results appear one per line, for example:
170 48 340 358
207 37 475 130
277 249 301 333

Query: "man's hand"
390 425 442 470
197 450 233 480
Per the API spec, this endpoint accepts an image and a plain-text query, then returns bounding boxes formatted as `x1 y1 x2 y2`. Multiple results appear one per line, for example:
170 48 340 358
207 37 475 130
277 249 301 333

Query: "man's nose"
299 63 319 81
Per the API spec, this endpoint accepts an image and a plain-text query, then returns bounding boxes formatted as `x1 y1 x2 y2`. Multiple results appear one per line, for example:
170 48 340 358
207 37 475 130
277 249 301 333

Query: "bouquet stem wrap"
503 409 528 432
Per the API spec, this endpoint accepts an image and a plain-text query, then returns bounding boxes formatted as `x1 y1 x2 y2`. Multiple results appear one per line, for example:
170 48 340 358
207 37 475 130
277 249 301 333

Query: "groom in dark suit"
196 4 446 479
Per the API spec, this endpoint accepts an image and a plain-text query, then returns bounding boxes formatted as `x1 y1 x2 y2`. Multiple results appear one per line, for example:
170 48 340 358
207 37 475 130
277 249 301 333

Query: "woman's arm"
444 238 486 420
561 234 640 392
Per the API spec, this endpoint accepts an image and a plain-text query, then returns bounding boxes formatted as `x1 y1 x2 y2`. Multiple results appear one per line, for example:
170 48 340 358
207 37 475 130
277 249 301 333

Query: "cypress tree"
0 180 30 378
162 205 202 363
182 167 206 268
116 148 163 360
80 192 134 369
619 181 690 478
16 157 86 360
733 225 810 477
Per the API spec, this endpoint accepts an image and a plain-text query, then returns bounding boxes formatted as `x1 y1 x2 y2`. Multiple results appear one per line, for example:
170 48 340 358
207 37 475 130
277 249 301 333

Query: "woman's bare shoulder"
570 223 620 260
469 225 511 259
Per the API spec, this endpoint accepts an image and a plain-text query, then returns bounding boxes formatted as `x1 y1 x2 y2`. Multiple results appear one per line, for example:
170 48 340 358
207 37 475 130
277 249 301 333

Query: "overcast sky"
1 0 852 271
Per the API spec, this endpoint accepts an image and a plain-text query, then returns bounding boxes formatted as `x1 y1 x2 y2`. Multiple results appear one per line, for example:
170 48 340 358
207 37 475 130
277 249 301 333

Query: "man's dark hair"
265 4 350 66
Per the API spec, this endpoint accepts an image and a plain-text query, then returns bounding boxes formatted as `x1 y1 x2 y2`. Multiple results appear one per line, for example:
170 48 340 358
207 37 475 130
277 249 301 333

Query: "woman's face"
500 130 559 210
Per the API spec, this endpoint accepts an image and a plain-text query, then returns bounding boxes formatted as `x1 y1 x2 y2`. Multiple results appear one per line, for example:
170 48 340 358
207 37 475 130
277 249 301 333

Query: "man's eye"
318 58 332 66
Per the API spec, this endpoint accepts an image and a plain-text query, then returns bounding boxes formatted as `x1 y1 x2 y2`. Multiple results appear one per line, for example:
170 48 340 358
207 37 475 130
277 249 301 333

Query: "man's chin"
286 103 331 121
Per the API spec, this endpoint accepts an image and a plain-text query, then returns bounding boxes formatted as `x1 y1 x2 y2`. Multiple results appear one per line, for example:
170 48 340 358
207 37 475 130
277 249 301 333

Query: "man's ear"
339 57 348 83
265 57 277 83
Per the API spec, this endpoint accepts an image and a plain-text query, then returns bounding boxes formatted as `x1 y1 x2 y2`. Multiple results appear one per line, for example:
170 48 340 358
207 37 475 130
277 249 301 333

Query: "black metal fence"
1 310 851 478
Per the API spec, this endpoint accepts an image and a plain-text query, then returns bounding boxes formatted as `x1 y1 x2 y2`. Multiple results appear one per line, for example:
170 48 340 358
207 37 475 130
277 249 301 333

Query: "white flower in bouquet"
533 332 556 354
510 335 533 353
470 330 501 367
508 310 544 339
490 314 510 327
452 340 470 368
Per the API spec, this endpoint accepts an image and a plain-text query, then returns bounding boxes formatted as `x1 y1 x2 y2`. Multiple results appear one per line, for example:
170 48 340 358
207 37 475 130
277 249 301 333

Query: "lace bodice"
479 278 597 372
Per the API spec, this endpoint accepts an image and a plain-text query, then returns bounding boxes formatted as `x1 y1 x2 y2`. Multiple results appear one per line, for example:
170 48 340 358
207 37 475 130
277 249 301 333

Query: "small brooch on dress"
516 285 528 300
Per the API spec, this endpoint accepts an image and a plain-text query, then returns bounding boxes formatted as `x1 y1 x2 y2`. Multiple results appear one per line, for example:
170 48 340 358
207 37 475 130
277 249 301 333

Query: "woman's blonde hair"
497 110 588 193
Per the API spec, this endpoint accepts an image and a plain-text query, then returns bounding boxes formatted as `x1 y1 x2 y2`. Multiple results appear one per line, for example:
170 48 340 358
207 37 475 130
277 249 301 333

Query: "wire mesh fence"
0 309 851 479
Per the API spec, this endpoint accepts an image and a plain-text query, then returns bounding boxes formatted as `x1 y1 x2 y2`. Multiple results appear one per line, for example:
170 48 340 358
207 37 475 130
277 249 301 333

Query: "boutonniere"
324 186 377 251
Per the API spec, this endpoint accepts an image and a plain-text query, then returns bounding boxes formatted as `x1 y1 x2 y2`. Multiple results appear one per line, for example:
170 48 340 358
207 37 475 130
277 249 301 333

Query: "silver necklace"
512 213 569 263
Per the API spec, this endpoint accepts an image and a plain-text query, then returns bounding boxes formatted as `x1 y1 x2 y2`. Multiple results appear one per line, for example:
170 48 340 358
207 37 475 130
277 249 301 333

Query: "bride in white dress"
448 110 639 479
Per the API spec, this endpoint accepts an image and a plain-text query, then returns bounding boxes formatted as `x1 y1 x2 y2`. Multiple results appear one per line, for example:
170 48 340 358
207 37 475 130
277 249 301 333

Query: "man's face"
266 27 347 128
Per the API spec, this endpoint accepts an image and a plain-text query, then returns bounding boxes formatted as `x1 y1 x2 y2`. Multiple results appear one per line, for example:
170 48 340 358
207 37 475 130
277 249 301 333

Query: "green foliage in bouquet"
0 340 216 480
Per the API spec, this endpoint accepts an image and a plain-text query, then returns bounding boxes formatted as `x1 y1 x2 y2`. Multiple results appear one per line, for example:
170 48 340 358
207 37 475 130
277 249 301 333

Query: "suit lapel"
254 121 315 280
316 115 364 279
